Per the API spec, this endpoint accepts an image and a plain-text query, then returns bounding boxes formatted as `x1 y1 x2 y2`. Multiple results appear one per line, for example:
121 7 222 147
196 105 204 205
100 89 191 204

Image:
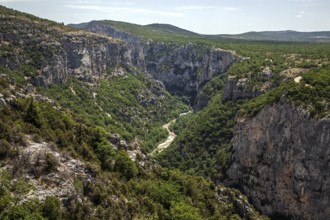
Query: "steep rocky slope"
223 66 273 101
0 16 131 86
227 99 330 219
70 21 236 104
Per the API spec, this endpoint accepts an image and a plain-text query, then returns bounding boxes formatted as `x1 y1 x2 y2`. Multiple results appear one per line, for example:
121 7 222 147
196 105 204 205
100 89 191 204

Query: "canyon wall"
227 100 330 219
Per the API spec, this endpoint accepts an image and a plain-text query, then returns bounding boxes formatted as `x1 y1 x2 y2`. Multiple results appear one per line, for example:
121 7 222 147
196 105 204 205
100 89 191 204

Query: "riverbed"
149 111 192 156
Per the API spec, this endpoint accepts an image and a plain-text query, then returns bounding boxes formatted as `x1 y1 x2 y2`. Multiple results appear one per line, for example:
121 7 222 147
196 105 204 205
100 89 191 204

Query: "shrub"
114 150 138 179
45 153 59 172
42 196 61 220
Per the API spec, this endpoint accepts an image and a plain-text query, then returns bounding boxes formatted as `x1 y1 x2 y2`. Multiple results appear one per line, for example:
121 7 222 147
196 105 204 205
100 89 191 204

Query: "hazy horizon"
1 0 329 34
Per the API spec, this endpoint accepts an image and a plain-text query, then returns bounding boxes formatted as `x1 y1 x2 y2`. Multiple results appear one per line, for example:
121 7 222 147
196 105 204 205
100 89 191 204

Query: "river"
149 111 192 156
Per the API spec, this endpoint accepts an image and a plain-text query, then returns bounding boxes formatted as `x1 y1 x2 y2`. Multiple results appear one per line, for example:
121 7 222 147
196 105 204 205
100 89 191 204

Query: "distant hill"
216 30 330 42
69 20 201 42
145 23 200 37
71 20 330 43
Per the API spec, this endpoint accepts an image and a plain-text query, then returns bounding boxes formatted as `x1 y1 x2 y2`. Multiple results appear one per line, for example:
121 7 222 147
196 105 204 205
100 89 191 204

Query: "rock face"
145 43 235 103
223 67 273 101
0 16 132 86
8 137 94 203
1 15 236 108
71 21 146 68
226 100 330 219
223 76 261 100
1 17 236 105
71 21 236 104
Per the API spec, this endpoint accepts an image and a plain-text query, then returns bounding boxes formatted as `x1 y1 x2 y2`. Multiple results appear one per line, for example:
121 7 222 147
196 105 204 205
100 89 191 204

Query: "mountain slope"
1 5 330 220
0 5 265 220
69 20 200 42
217 30 330 42
69 20 236 105
145 23 200 37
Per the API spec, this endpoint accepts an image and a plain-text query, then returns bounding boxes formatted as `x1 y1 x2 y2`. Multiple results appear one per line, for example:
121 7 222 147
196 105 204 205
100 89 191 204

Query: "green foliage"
169 201 203 220
98 20 199 42
157 96 238 181
45 153 59 172
114 150 138 179
126 168 251 219
0 5 70 30
240 65 330 118
2 6 327 220
133 179 183 209
0 171 12 217
96 140 115 170
219 30 330 42
0 172 47 219
12 178 34 205
0 67 26 86
0 78 9 93
0 97 99 164
141 126 168 152
25 98 42 128
42 196 61 220
39 74 188 153
6 205 30 220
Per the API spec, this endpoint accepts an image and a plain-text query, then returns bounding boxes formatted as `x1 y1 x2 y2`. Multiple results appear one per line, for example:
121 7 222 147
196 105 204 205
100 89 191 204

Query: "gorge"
0 5 329 220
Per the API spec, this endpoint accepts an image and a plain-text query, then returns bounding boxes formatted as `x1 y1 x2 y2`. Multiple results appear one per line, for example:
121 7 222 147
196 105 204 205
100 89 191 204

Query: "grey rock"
216 185 265 220
0 74 9 80
1 18 236 108
109 133 121 145
118 140 128 150
0 97 6 105
226 100 330 219
71 21 236 106
223 76 261 100
145 44 235 105
25 83 34 93
223 67 273 101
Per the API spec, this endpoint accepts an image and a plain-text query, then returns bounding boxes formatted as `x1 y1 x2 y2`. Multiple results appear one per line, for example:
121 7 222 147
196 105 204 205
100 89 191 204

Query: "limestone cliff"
1 17 236 105
71 21 236 104
145 43 235 103
0 16 132 86
227 100 330 219
223 67 273 101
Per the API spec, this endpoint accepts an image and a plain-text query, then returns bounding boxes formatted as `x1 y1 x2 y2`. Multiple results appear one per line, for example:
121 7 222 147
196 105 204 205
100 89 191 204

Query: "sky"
0 0 329 34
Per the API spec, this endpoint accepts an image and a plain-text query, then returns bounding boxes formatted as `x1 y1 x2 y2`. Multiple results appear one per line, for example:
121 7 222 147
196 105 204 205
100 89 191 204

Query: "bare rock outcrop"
7 137 94 203
223 67 273 101
0 16 131 86
145 44 235 104
226 100 330 219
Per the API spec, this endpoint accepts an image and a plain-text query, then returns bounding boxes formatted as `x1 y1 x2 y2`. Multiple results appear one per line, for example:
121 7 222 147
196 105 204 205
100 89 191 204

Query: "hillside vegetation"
1 4 329 219
150 24 330 181
0 5 268 219
217 30 330 42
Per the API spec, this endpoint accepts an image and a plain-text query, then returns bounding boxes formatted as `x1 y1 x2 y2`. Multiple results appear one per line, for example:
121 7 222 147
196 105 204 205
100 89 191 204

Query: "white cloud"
111 1 134 5
67 0 134 5
0 0 37 2
222 7 240 11
294 0 313 2
65 5 184 18
296 11 305 18
175 5 240 12
175 6 216 10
